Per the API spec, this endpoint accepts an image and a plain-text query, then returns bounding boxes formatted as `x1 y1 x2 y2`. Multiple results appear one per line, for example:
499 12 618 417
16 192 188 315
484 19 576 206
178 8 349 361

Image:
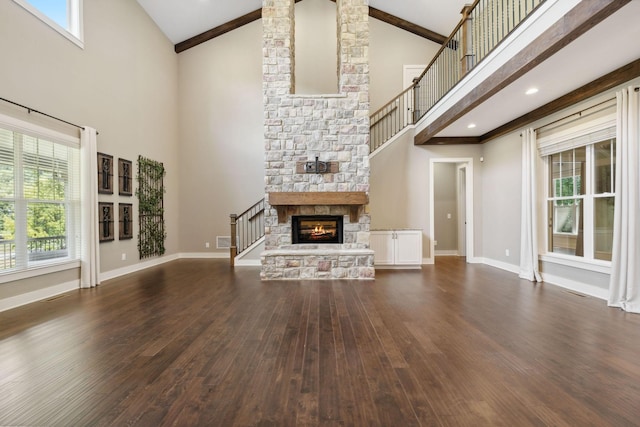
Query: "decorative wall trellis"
136 155 166 259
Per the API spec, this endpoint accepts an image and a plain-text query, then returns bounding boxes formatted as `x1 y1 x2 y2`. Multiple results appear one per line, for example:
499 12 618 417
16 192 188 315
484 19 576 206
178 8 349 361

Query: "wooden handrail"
229 198 265 266
370 87 411 120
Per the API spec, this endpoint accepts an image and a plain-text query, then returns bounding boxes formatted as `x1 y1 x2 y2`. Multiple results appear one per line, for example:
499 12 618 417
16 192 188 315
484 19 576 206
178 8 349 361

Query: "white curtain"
80 127 100 288
519 128 542 282
608 87 640 312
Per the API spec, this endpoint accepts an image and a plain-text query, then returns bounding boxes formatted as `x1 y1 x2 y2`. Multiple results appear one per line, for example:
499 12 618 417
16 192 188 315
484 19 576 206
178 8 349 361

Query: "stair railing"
229 198 265 266
370 0 545 153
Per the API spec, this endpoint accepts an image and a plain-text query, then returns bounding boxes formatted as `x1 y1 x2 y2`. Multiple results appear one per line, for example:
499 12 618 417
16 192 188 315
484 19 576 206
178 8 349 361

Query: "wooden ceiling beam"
176 0 447 54
422 137 481 145
367 7 447 45
479 58 640 144
175 8 262 53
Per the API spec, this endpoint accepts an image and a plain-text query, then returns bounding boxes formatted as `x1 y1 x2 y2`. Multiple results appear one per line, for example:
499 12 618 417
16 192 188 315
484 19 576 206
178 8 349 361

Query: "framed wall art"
97 152 113 194
98 202 114 242
119 158 133 196
119 203 133 240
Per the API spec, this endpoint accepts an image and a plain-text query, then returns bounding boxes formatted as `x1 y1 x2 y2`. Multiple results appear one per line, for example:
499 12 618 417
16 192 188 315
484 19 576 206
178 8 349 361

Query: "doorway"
429 158 474 263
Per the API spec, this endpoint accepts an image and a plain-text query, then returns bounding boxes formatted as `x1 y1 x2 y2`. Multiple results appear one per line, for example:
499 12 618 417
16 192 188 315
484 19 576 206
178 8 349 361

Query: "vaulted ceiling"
135 0 640 143
136 0 469 50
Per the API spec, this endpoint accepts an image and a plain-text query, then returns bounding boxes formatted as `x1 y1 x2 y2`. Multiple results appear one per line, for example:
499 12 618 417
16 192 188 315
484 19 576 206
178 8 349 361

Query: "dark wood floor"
1 258 639 426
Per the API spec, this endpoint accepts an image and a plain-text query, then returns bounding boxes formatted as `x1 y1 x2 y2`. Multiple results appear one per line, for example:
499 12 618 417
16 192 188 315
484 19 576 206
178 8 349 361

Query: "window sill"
0 260 81 284
539 253 611 274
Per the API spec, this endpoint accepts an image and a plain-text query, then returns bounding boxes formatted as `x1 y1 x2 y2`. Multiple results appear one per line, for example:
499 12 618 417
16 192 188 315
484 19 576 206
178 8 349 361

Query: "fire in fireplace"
292 215 343 244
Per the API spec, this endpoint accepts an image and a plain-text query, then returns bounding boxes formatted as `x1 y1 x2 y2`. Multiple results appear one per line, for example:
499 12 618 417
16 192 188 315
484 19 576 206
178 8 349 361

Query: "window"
546 139 615 261
12 0 83 47
0 119 80 275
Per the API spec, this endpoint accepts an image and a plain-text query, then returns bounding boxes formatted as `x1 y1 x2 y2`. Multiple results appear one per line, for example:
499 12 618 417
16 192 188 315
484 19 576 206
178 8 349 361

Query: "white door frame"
457 164 467 258
429 158 475 264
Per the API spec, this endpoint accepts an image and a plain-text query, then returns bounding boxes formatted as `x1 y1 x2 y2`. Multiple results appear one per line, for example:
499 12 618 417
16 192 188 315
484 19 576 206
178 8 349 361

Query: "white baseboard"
375 265 422 270
435 250 459 256
0 280 78 313
178 252 228 260
481 257 520 274
422 257 434 265
541 273 608 300
480 257 608 301
234 259 261 266
100 254 180 282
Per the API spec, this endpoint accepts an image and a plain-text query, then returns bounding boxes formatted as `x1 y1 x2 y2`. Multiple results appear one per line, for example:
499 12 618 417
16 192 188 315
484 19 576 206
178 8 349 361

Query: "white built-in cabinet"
370 230 422 268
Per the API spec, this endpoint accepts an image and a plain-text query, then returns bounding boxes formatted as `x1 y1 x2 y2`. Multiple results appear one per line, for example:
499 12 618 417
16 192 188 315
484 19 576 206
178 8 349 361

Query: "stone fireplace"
260 0 374 280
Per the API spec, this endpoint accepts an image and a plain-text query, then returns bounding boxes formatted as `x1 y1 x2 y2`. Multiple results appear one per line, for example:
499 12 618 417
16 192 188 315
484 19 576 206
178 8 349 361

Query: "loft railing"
369 0 546 153
1 235 68 270
229 198 265 266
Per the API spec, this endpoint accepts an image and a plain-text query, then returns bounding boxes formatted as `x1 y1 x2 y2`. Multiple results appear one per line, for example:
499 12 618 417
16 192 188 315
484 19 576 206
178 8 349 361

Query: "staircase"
230 0 546 263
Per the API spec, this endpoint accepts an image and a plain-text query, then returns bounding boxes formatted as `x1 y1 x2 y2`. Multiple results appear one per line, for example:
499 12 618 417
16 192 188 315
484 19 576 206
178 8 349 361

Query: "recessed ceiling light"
526 88 539 95
467 123 476 129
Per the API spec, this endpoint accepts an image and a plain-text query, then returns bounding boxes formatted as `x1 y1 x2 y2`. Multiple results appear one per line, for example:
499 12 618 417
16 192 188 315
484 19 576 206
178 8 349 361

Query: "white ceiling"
135 0 640 141
135 0 469 45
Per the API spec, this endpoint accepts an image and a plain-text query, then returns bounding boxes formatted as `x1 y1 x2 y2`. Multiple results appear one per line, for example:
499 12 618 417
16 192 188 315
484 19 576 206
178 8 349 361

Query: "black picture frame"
118 158 133 196
119 203 133 240
97 152 113 194
99 202 114 242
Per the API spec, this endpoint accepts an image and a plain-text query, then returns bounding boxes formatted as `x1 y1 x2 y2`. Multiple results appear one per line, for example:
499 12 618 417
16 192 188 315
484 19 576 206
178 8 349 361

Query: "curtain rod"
0 96 86 131
534 97 616 133
528 86 639 135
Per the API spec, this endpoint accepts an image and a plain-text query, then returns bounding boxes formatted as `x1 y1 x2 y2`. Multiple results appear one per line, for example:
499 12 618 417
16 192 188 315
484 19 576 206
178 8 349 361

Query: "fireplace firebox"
292 215 343 244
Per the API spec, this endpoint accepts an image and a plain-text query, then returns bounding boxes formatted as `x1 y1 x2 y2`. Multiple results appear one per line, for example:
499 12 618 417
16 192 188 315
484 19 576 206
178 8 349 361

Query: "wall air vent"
217 236 232 249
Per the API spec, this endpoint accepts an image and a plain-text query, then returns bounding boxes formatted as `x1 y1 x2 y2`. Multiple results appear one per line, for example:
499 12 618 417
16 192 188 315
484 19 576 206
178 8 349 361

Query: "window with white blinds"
0 120 80 275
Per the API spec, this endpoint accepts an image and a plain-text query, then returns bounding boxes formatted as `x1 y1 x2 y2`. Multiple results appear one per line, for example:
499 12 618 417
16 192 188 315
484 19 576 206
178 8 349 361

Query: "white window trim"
541 140 614 269
11 0 84 49
0 112 81 282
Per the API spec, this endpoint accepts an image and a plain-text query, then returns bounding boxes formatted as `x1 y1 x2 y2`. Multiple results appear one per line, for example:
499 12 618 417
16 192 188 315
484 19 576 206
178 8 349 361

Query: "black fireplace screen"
292 215 343 244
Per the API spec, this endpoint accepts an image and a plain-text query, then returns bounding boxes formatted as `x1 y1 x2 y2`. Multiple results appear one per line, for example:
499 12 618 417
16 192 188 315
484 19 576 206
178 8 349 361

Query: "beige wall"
0 0 178 299
369 19 440 112
295 0 338 94
177 8 437 255
369 130 483 260
481 132 522 266
177 21 265 255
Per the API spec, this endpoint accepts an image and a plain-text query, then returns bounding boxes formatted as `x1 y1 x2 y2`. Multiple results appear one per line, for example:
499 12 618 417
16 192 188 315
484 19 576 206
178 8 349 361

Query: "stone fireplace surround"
260 0 374 280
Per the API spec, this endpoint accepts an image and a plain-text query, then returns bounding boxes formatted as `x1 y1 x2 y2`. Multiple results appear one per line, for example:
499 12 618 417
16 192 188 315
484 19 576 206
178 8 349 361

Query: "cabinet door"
370 231 394 265
394 230 422 265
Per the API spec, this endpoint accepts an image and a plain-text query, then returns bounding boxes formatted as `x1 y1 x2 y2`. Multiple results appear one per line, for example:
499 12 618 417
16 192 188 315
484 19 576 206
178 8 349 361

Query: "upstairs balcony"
370 0 640 153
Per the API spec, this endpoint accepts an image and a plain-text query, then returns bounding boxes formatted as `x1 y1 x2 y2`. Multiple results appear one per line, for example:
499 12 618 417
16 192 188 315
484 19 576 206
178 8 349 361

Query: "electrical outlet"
205 242 210 248
434 240 438 246
447 213 452 219
121 253 126 261
505 249 510 257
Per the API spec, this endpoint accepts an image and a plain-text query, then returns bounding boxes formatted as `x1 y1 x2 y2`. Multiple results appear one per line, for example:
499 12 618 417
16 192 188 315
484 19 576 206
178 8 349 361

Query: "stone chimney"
261 0 374 280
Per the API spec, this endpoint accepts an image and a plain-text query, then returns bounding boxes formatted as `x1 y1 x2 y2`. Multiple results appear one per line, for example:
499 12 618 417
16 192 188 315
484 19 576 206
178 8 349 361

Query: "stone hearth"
261 0 374 280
